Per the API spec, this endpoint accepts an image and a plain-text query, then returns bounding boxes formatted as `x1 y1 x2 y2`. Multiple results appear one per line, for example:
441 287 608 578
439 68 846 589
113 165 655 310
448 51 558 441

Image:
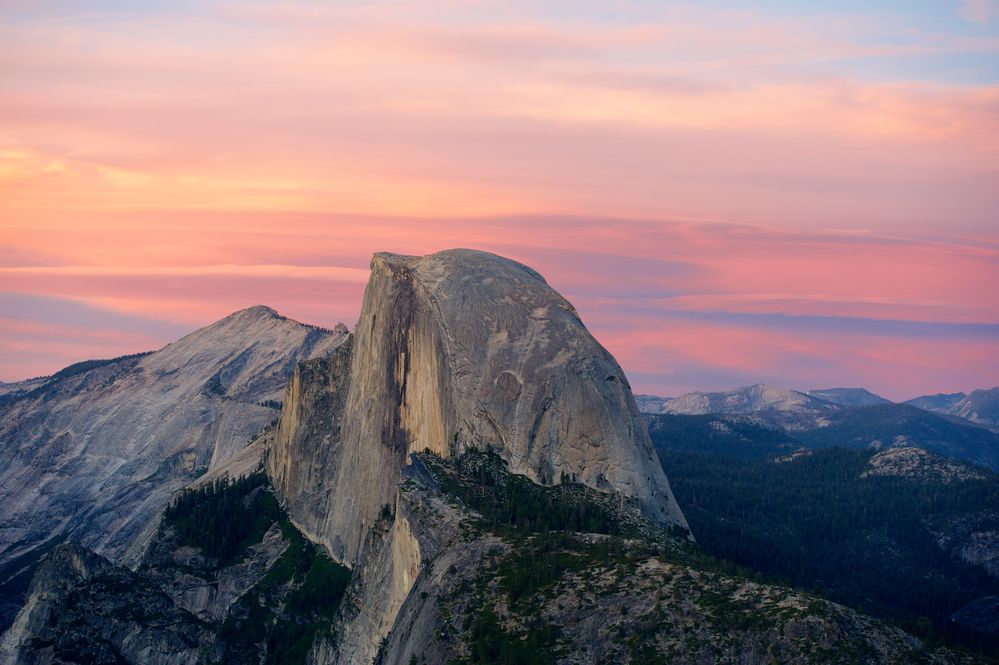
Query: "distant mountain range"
805 387 890 407
902 391 968 414
642 385 999 649
636 384 999 469
638 384 999 423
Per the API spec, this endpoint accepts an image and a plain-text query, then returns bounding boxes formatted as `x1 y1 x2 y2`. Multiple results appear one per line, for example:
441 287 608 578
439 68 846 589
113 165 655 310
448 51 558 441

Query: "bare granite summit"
270 249 688 566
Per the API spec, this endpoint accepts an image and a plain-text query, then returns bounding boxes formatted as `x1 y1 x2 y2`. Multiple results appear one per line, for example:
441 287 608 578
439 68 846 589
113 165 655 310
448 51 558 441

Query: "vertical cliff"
268 249 687 566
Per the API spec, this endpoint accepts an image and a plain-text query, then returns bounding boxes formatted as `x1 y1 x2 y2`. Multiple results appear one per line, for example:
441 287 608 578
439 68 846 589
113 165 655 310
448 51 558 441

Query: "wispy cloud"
961 0 996 23
1 2 998 229
1 2 997 396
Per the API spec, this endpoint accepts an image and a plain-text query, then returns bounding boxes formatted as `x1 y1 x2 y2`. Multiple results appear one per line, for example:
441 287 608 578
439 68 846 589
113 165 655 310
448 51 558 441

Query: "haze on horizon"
1 1 997 401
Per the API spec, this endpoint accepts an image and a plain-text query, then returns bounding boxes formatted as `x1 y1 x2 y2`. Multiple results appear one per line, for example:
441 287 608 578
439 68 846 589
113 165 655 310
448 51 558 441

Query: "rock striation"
267 249 689 664
269 249 687 565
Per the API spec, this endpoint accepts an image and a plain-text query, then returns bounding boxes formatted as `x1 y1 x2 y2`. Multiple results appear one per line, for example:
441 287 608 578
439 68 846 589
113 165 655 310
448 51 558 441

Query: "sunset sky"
1 1 997 400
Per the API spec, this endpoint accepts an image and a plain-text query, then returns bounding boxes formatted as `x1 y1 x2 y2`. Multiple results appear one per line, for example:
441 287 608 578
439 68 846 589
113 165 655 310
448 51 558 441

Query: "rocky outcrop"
951 596 999 635
1 472 352 665
269 249 687 566
862 447 989 483
902 388 999 430
903 392 968 415
0 544 210 665
634 394 672 414
140 522 289 622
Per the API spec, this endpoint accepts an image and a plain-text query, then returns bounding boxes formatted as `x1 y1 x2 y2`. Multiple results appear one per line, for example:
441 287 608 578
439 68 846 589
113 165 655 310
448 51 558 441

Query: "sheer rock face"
0 307 347 573
269 249 687 566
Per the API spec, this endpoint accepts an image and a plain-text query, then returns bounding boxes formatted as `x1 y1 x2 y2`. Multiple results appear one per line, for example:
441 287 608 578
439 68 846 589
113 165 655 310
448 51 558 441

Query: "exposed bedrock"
268 249 688 567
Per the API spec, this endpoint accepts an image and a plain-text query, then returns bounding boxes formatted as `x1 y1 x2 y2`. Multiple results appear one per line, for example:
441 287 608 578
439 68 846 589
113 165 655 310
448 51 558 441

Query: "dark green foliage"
656 445 999 652
163 473 280 565
454 605 564 665
204 371 227 396
494 532 636 609
48 352 152 382
645 413 800 460
285 550 352 618
0 352 151 407
190 475 351 665
426 450 636 537
795 403 999 471
216 526 349 665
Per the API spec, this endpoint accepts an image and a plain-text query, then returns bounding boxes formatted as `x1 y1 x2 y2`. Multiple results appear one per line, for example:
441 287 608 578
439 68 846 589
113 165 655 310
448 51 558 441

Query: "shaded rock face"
0 306 347 631
1 470 351 665
0 544 210 665
904 392 967 414
951 388 999 428
269 249 687 565
806 387 890 407
140 522 289 623
951 596 999 635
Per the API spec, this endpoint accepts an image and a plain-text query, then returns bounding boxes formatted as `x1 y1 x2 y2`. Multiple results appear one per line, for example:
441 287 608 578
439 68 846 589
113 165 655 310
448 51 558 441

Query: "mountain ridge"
0 305 348 632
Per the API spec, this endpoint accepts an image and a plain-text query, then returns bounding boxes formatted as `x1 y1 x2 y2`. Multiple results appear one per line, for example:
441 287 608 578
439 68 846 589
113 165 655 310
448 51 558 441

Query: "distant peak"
805 387 890 407
742 383 796 395
232 305 281 319
199 306 348 339
809 387 868 392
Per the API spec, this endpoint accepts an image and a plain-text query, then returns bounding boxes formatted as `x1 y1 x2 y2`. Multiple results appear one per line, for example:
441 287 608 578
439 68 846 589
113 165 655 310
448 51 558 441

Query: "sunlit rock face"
269 249 688 567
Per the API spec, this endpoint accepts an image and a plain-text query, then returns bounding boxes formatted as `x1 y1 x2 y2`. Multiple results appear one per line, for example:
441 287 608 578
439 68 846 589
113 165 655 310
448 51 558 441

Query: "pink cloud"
1 2 997 396
961 0 996 23
1 5 998 230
